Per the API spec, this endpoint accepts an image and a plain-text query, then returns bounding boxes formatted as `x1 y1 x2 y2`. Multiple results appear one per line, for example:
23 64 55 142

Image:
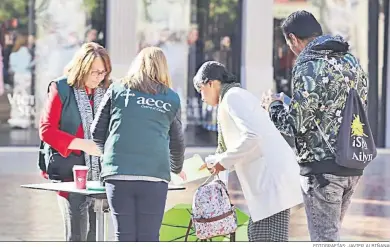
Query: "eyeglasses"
90 70 107 77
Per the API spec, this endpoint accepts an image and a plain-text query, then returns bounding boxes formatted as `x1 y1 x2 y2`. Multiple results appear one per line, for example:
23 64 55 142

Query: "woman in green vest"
39 42 112 241
91 46 185 242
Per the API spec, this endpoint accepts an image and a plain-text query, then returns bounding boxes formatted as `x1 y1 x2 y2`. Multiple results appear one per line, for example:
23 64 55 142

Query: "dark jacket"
269 35 369 176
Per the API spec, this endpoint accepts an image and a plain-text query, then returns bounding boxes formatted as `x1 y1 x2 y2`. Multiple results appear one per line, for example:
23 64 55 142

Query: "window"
186 0 242 147
34 0 106 130
273 0 368 98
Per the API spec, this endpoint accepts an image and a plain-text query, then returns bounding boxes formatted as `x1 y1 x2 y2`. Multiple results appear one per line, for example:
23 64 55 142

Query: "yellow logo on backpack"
351 114 368 137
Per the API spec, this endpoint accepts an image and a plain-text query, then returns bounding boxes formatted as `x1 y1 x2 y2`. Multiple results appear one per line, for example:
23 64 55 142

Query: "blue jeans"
300 174 361 241
105 180 168 242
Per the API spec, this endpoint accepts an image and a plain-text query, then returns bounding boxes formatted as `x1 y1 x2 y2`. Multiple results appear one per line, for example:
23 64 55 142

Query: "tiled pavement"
0 147 389 241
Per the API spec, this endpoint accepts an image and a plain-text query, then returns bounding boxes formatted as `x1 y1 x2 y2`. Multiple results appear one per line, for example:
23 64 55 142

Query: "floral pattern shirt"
269 35 369 165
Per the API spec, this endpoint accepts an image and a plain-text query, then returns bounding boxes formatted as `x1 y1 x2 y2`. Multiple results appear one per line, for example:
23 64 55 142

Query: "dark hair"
193 61 236 93
281 10 322 40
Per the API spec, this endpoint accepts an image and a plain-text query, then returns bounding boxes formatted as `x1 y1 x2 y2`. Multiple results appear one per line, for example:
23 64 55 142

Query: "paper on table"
170 154 210 185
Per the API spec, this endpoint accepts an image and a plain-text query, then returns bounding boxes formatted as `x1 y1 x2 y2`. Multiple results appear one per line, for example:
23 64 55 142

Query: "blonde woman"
38 42 111 241
91 47 185 242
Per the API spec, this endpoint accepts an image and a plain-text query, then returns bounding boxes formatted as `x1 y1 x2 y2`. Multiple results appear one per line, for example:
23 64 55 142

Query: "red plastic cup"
73 165 89 189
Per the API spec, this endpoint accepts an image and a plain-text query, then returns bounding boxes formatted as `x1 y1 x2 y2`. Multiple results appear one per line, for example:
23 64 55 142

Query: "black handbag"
37 141 86 181
36 79 88 181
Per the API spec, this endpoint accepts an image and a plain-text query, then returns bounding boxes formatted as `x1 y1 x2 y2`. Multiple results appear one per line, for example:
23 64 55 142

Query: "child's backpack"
185 177 237 241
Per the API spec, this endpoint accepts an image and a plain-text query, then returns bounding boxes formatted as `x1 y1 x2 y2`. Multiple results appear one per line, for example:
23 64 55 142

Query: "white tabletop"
21 182 186 198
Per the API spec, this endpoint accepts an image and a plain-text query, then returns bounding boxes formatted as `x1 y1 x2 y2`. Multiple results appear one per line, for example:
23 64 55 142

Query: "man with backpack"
263 11 376 241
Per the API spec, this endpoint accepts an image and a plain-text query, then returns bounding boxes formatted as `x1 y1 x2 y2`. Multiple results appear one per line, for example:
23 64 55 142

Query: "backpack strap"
314 121 336 154
313 56 362 155
193 209 235 223
201 174 219 185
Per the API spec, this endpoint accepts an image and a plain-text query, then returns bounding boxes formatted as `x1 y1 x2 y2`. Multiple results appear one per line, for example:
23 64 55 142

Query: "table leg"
104 210 109 240
94 199 105 242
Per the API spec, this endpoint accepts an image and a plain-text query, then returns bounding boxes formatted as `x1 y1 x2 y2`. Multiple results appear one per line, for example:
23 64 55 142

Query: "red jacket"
39 83 94 198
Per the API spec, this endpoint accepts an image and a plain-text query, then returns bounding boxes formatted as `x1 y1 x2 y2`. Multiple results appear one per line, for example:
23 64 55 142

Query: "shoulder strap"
313 56 361 154
314 121 335 154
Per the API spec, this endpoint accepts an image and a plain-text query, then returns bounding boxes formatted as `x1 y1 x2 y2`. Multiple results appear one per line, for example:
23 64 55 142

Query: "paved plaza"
0 147 389 241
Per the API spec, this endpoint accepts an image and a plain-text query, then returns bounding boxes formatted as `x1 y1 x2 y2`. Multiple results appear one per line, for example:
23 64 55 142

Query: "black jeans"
105 180 168 242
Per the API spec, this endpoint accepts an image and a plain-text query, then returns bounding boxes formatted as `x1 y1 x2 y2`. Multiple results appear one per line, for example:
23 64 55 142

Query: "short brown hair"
65 42 112 89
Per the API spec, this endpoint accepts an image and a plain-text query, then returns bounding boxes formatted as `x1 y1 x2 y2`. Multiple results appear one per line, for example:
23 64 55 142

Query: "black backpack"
315 58 377 170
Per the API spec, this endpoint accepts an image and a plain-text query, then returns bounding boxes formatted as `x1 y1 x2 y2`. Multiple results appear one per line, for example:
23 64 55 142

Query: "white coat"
211 87 303 222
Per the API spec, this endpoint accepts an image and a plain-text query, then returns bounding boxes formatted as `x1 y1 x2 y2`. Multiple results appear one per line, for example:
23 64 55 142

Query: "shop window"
0 0 106 131
273 0 368 98
34 0 106 129
186 0 242 147
0 0 35 128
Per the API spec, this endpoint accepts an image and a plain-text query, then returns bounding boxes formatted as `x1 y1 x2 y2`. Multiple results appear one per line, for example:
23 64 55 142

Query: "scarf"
73 86 105 181
215 83 241 154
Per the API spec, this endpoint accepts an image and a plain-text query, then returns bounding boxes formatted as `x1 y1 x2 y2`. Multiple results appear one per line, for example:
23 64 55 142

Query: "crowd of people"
38 10 373 242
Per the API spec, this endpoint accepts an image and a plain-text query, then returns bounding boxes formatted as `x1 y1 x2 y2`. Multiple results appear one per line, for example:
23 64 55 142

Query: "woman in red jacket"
39 42 112 241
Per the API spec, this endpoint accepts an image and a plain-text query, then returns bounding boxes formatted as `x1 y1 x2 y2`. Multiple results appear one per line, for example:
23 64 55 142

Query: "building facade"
0 0 388 147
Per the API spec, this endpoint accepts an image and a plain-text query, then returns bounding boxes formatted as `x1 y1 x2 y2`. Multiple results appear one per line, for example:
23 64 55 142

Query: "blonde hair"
65 42 112 89
122 46 172 94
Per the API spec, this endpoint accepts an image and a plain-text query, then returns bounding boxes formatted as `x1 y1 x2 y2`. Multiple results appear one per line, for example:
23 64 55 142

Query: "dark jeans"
105 180 168 242
57 193 96 241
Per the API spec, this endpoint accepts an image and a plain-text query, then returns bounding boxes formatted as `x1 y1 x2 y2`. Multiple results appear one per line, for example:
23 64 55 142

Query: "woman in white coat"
193 61 302 242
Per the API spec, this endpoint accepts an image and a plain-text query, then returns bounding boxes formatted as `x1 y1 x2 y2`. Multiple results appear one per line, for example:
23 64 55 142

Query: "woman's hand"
69 138 102 156
178 171 187 181
209 163 226 175
201 162 226 175
202 155 225 175
82 140 102 156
